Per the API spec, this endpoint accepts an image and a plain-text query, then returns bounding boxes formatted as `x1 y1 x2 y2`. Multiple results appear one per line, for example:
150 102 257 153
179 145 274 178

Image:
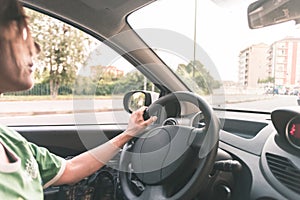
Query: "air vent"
266 153 300 194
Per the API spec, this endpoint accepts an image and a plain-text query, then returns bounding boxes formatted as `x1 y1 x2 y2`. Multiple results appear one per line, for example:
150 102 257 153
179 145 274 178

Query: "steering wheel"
119 91 220 200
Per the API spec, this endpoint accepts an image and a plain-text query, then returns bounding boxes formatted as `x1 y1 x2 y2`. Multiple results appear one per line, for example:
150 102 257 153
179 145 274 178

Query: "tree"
258 76 275 84
26 9 95 98
177 60 221 95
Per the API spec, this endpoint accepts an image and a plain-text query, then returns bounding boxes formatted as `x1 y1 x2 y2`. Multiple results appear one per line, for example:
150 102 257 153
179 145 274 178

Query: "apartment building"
268 37 300 87
238 43 270 88
238 37 300 90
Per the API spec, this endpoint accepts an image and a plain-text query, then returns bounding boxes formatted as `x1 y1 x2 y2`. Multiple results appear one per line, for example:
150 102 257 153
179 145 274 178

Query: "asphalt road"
226 94 298 111
0 95 298 126
0 98 124 115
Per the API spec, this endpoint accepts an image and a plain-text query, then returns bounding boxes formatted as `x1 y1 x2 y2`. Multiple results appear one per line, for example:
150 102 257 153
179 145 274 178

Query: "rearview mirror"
248 0 300 29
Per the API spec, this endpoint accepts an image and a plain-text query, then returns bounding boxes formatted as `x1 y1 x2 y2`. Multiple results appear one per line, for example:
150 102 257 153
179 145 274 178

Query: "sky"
126 0 300 82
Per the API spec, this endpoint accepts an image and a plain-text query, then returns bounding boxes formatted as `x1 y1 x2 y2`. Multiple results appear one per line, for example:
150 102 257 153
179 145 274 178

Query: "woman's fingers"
144 116 157 126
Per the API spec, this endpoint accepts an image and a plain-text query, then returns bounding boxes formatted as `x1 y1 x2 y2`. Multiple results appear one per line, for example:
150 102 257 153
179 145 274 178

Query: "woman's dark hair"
0 0 28 38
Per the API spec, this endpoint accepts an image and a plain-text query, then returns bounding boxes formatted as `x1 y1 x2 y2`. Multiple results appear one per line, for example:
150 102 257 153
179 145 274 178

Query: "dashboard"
217 107 300 200
43 106 300 200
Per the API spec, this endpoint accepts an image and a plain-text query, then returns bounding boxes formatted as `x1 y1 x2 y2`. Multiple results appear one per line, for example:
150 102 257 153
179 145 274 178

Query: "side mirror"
123 91 159 113
248 0 300 29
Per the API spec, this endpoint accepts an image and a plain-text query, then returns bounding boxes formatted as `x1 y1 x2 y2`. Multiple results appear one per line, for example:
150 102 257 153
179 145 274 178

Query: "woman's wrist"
111 130 134 148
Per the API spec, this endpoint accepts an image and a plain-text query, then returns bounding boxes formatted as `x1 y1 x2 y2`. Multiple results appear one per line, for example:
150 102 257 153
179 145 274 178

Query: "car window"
0 8 159 126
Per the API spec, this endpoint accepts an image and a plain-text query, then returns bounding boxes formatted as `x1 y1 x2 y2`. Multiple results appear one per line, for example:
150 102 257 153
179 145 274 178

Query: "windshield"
128 0 300 112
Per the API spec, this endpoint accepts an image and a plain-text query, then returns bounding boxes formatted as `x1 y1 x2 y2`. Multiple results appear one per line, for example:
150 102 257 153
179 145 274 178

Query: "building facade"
269 37 300 87
238 43 270 88
238 37 300 91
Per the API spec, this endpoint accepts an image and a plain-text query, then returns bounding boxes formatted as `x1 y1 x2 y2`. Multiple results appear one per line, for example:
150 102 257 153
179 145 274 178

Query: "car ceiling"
19 0 190 92
21 0 156 37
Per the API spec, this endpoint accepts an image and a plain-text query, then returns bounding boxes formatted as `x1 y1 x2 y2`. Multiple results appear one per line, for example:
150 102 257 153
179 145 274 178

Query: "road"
0 98 124 115
0 95 298 126
225 95 298 111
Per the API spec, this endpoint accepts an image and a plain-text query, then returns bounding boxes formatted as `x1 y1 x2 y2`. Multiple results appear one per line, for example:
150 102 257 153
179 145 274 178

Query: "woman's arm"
53 107 156 185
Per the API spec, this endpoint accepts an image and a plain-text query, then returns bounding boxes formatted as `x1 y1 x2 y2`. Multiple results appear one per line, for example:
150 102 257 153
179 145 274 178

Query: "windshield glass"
128 0 300 112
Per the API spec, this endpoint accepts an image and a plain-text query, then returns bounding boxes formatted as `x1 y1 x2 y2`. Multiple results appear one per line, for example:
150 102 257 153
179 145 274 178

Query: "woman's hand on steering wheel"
125 106 157 137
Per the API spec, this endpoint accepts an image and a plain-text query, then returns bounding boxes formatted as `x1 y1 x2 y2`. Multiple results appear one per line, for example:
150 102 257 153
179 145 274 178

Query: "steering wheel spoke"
189 127 207 149
139 185 166 200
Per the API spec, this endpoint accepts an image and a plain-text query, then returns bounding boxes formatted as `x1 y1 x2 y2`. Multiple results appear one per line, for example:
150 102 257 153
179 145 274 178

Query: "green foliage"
75 68 153 96
96 82 116 96
26 9 95 98
6 83 50 96
112 71 145 94
74 75 96 96
6 83 73 96
177 60 221 95
258 76 275 84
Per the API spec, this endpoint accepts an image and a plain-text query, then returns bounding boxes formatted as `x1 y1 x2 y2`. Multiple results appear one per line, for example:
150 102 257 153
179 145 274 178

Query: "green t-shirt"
0 125 66 200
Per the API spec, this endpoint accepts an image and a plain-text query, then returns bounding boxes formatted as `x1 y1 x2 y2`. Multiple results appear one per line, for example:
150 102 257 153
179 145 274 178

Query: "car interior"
3 0 300 199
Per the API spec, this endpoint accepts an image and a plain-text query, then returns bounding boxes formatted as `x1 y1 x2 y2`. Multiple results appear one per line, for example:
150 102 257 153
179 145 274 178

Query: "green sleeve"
28 142 66 188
